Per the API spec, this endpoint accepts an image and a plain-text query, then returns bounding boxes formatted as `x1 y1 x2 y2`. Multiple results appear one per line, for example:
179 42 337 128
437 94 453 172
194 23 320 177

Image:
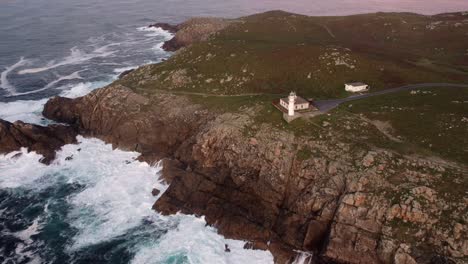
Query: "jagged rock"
41 84 468 263
151 188 160 196
118 69 134 79
362 151 376 167
161 18 232 51
394 246 417 264
0 119 77 164
148 22 179 33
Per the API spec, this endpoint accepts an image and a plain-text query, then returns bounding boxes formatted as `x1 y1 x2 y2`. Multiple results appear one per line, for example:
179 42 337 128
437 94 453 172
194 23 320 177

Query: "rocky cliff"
160 17 232 51
37 84 467 264
2 10 467 264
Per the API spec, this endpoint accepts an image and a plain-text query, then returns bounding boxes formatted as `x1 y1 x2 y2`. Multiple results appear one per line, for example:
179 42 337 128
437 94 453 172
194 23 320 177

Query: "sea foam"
0 57 30 94
18 46 116 75
131 215 274 264
0 80 106 124
0 25 273 263
0 137 274 263
137 26 174 40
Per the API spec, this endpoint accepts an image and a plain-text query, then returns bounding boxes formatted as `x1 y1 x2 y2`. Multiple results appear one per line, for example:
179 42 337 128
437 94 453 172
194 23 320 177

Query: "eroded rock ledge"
35 84 467 264
0 119 77 164
155 18 233 51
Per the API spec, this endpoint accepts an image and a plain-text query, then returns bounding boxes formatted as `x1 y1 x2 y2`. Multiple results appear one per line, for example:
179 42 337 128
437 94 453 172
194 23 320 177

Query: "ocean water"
0 137 273 264
1 0 468 263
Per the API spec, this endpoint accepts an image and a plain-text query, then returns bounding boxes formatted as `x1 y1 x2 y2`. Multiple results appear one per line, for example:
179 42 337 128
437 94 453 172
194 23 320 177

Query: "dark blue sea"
1 0 467 263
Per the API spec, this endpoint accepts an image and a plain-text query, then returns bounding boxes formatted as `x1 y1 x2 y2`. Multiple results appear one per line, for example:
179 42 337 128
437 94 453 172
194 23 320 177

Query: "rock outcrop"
43 84 211 161
161 18 233 51
0 119 77 163
41 84 468 264
148 22 179 33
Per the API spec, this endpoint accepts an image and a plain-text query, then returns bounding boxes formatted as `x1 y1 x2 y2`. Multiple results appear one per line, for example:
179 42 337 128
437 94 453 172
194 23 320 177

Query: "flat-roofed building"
345 82 370 92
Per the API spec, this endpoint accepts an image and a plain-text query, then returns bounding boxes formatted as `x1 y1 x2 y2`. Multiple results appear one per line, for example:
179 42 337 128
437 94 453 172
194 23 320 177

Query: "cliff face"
2 10 466 264
43 85 210 161
41 85 467 264
160 17 232 51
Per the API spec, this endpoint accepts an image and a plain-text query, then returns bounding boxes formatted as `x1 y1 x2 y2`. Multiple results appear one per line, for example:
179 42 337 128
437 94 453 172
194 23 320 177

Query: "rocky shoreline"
1 13 468 264
1 82 465 263
0 119 77 164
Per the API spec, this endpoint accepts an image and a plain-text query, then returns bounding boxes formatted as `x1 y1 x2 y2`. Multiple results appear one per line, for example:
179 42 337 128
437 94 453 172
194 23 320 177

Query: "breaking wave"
0 137 274 263
0 81 105 124
137 26 174 39
0 26 173 99
0 24 273 263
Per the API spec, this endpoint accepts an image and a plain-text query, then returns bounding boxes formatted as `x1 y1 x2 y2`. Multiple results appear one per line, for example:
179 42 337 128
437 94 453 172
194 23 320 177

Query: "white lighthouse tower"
288 91 296 116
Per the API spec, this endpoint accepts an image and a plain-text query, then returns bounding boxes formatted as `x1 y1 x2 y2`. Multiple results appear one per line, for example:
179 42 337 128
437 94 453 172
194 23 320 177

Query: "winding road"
313 83 468 112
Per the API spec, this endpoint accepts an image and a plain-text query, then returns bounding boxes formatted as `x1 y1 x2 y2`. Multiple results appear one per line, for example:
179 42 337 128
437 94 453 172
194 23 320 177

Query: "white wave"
137 26 174 40
0 137 273 263
152 42 166 52
0 99 48 124
93 42 121 53
8 70 84 97
131 215 274 264
113 66 137 74
18 46 116 75
291 251 313 264
58 81 99 98
14 218 42 245
0 148 49 188
11 217 44 264
0 57 31 94
0 80 106 124
53 137 166 250
13 243 43 264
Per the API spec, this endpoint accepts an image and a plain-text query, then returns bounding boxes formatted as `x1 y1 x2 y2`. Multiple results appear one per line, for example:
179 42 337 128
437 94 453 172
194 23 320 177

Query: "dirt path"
321 24 336 38
313 83 468 112
150 83 468 109
152 89 283 97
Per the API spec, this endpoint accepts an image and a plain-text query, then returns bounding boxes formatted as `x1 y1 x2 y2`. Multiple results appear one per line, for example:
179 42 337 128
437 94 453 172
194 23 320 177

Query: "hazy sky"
235 0 468 16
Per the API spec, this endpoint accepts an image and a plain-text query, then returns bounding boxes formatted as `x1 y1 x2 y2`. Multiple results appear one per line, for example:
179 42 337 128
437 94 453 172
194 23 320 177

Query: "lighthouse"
288 91 296 116
275 91 315 123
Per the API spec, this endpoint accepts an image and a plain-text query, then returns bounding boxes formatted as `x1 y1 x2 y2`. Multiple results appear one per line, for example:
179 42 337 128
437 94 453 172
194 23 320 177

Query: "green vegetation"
342 87 468 163
121 10 468 101
388 218 420 244
296 146 313 161
119 11 468 164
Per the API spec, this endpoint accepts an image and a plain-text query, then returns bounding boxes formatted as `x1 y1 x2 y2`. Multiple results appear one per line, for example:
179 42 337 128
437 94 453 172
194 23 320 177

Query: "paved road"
313 83 468 112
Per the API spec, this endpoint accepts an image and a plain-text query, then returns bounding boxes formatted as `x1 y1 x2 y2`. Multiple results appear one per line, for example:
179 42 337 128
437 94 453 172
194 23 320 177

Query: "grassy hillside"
118 11 468 164
121 10 468 99
342 86 468 164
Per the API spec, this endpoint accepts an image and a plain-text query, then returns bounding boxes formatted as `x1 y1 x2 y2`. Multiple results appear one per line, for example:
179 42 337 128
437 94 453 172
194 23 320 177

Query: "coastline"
2 10 468 264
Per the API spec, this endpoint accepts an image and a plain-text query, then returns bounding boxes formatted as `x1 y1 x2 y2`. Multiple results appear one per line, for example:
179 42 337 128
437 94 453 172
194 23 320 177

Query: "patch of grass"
384 188 411 206
342 87 468 163
120 11 467 100
296 146 313 161
119 11 467 164
432 170 467 205
186 94 276 113
388 218 420 244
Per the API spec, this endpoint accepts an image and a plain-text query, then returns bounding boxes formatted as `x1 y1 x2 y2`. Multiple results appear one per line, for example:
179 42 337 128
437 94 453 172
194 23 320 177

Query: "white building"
345 82 370 93
280 92 310 116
